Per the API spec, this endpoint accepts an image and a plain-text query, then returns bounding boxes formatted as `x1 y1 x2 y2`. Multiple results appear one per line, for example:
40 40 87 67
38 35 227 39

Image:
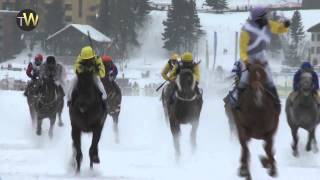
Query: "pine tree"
205 0 228 11
290 10 305 48
96 0 150 59
162 0 203 53
44 0 65 36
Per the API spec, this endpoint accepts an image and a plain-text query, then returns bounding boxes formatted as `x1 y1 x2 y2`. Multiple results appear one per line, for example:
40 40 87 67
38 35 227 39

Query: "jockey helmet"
170 53 180 61
181 52 193 62
80 46 96 60
300 61 312 70
46 56 56 65
102 55 113 63
250 6 269 21
34 54 43 65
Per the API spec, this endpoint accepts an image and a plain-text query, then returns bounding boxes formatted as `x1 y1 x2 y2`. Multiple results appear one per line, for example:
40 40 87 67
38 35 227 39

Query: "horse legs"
58 101 64 127
48 116 56 139
238 133 251 180
36 117 42 136
112 113 120 144
190 120 199 153
260 135 277 177
72 126 82 173
306 129 318 152
89 125 103 169
291 127 299 157
170 120 181 161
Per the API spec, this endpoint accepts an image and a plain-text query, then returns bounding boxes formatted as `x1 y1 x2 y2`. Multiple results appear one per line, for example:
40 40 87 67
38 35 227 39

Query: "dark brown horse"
25 79 41 127
166 69 202 161
101 77 122 143
229 61 280 180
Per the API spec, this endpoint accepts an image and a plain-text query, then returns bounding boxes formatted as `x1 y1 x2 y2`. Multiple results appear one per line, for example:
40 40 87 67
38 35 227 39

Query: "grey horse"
286 71 320 157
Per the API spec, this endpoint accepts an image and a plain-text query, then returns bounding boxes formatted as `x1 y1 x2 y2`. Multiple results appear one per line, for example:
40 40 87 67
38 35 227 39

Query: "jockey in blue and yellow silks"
231 7 290 110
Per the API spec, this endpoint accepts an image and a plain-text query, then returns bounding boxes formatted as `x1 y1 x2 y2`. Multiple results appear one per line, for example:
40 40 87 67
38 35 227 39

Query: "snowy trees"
283 10 306 67
205 0 228 12
96 0 151 59
162 0 203 53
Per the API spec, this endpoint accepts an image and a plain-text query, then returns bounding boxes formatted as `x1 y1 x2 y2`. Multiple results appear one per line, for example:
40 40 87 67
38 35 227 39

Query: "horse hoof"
260 156 270 169
293 150 299 157
268 167 278 177
91 155 100 164
238 166 250 177
306 145 312 152
58 122 64 127
36 130 41 136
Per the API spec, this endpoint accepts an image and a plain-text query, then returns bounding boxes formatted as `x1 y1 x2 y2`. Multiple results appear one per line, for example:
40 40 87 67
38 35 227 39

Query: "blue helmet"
250 7 269 21
300 61 312 70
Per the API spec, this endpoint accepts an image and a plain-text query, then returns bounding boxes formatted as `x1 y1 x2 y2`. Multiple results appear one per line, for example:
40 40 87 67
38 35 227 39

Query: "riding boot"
229 87 245 110
267 86 281 113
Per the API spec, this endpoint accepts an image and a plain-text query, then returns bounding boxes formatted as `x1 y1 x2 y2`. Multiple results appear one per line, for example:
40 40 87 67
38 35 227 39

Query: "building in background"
308 23 320 65
64 0 100 25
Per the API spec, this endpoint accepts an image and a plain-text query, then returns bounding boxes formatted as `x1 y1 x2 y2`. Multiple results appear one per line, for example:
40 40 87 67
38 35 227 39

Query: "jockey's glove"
284 20 291 28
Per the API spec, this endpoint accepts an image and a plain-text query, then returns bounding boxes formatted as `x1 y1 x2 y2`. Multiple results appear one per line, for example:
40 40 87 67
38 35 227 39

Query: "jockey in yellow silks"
230 6 290 110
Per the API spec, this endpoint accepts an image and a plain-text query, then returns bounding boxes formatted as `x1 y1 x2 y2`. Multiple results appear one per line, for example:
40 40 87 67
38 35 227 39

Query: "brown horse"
230 61 280 180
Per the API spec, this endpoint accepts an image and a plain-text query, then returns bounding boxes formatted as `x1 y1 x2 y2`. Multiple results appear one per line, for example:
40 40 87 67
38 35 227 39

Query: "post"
235 31 239 62
205 40 209 70
213 31 217 72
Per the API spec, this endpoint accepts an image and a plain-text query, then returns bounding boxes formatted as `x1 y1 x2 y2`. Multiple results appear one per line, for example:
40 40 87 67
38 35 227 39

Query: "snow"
47 24 111 43
2 89 320 179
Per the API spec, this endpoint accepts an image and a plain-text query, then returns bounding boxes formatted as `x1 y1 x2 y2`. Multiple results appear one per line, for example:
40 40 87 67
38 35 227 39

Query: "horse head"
299 71 313 97
248 61 267 107
175 69 197 101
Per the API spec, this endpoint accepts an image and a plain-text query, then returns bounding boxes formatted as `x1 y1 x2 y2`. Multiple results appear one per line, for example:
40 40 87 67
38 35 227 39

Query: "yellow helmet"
181 52 193 62
170 53 180 61
79 46 96 60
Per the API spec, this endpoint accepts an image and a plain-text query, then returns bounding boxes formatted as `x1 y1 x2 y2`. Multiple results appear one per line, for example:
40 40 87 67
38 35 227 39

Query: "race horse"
161 82 176 125
34 74 60 138
286 71 320 157
101 77 122 143
69 60 107 172
227 61 280 180
25 79 41 127
165 69 202 160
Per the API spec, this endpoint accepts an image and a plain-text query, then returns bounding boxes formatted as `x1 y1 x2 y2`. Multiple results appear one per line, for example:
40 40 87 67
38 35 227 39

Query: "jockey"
101 55 118 81
40 56 66 99
67 46 107 106
293 62 319 93
169 52 201 95
24 54 44 96
231 6 290 110
26 54 43 80
161 53 180 81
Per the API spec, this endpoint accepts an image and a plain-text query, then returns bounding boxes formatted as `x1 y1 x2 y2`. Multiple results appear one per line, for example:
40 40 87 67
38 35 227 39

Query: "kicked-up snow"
1 90 320 180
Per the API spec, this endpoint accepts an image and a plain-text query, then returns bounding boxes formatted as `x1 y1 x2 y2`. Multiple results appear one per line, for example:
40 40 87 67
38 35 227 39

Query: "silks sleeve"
193 64 200 82
269 20 289 34
74 56 82 74
169 66 177 81
95 57 106 78
161 63 171 81
240 31 250 64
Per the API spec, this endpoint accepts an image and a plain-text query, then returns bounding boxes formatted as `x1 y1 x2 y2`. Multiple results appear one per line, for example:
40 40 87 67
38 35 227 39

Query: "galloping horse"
286 71 320 156
25 79 41 127
35 75 60 138
166 69 202 160
102 78 122 143
69 60 107 172
229 61 280 180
